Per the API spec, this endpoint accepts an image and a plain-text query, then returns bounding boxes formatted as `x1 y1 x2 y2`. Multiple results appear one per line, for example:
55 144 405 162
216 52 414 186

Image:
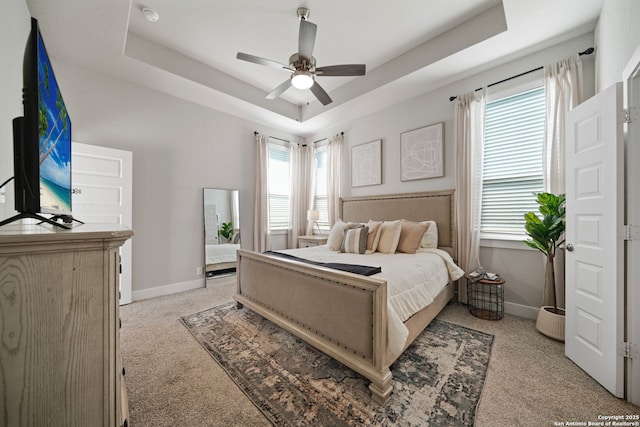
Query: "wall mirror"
204 188 240 279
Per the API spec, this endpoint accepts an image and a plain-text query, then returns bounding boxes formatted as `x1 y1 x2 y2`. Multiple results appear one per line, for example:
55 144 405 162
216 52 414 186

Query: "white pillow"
365 220 382 254
326 219 351 250
420 220 438 248
376 220 402 254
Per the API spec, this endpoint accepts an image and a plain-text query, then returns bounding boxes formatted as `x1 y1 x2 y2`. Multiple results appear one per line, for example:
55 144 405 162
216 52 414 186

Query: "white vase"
536 306 565 342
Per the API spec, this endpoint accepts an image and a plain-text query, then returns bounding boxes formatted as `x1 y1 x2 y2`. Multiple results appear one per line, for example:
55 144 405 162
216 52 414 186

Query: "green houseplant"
219 221 234 243
523 192 566 340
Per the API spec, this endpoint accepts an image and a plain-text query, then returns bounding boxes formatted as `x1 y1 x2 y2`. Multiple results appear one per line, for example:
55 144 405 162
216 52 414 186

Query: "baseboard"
132 278 204 302
505 301 539 320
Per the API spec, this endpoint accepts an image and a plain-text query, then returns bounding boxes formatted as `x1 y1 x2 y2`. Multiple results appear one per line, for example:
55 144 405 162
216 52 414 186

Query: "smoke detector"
142 7 160 22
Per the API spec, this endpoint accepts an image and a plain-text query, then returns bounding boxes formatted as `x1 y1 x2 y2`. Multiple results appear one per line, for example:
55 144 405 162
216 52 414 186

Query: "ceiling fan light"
291 71 314 89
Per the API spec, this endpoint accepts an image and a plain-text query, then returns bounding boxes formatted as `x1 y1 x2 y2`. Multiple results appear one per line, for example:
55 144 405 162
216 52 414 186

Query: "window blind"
267 143 290 231
481 86 545 234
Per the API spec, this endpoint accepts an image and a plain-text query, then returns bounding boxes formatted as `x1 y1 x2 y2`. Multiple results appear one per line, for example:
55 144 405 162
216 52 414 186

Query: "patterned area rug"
181 302 493 427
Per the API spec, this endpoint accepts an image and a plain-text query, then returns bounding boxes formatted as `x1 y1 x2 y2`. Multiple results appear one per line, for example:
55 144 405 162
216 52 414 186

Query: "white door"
204 204 219 245
565 82 624 397
71 143 133 305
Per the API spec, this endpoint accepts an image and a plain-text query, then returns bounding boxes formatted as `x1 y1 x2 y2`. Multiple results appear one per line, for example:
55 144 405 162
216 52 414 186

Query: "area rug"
180 302 494 427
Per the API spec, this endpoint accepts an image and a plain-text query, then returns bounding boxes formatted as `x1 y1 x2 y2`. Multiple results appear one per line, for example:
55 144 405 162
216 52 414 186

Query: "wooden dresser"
0 223 133 426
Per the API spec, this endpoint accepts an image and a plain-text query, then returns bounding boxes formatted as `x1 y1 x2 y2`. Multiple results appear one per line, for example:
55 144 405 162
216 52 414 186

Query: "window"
265 138 332 234
267 142 290 231
312 144 330 232
481 86 545 235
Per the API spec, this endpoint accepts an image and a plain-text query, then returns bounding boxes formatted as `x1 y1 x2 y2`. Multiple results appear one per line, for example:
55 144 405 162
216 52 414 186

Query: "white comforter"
206 243 240 265
277 245 464 359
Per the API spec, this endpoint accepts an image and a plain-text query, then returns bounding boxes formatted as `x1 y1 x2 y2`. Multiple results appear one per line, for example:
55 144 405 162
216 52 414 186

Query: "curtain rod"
448 47 594 102
313 131 344 144
253 132 289 144
254 131 343 145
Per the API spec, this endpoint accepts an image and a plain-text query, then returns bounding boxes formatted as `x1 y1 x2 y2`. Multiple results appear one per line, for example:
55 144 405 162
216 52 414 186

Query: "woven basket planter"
536 306 565 342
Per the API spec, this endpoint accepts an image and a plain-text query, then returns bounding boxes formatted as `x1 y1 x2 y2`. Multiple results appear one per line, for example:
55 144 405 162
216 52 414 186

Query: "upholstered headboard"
339 190 457 259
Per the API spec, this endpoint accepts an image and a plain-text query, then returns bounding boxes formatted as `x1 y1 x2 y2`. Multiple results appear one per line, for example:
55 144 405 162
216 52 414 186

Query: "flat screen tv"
1 17 76 229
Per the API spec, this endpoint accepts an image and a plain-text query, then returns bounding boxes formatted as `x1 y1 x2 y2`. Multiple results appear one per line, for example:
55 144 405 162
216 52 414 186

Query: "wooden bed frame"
234 190 457 404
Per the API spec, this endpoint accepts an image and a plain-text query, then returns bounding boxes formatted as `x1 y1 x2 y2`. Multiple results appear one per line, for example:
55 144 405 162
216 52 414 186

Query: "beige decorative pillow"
327 219 350 250
420 220 438 248
376 220 402 254
365 220 382 254
398 220 429 254
341 226 369 254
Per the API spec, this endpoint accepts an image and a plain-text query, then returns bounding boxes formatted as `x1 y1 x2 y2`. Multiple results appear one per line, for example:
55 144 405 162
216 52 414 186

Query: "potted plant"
219 221 234 243
523 192 566 341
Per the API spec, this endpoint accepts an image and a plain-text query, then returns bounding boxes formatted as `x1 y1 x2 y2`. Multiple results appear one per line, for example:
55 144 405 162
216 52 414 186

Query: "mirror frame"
203 188 240 279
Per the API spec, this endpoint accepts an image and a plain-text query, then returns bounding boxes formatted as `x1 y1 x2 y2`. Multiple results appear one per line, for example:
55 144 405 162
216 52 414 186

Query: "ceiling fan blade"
236 52 293 72
310 81 332 106
266 79 292 100
298 19 317 59
315 64 366 76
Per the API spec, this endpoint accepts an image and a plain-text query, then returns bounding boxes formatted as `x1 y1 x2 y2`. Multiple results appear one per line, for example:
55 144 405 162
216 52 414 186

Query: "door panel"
565 82 624 397
72 143 133 305
204 204 219 245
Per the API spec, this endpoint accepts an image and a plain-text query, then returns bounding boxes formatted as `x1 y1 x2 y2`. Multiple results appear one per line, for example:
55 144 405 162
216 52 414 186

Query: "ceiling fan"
236 7 366 106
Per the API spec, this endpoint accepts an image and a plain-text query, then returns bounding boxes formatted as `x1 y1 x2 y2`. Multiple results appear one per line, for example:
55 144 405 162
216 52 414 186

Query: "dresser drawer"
298 236 328 248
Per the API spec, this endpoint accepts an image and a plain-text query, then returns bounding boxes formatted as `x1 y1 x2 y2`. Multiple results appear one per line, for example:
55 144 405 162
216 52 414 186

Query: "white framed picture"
351 139 382 187
400 122 444 181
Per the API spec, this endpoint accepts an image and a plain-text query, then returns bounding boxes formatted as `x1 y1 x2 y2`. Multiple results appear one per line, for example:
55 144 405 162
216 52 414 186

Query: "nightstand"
298 235 328 248
465 273 505 320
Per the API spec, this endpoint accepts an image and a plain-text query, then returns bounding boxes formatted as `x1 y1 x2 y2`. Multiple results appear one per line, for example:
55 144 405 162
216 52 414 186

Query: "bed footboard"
234 249 393 404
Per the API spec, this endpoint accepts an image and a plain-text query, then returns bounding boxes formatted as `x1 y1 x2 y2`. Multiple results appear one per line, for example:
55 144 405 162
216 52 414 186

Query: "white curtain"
306 143 318 236
230 190 240 234
253 133 270 252
288 143 310 248
454 91 487 302
543 54 583 194
326 133 343 226
542 55 582 308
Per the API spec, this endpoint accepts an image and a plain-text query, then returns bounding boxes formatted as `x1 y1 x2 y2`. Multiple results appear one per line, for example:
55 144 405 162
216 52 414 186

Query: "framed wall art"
400 122 443 181
351 139 382 187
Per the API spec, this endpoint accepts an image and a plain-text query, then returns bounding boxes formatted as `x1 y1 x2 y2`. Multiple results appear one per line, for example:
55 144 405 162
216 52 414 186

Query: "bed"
234 190 461 404
205 243 240 276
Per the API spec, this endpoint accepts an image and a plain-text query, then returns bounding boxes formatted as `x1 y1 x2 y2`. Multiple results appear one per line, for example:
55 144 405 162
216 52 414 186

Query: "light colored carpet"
120 276 639 426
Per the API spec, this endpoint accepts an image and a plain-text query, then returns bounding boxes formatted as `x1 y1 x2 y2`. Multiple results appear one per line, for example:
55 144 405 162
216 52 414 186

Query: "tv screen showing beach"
36 29 71 214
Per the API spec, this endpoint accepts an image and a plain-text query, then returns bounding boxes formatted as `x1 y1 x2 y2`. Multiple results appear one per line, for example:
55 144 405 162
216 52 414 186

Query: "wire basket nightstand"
465 273 505 320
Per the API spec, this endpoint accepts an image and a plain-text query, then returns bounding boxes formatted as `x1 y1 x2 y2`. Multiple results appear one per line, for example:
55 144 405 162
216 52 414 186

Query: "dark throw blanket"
263 250 382 276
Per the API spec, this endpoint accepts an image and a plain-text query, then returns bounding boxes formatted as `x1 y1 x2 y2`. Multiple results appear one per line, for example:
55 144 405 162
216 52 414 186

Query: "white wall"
595 0 640 91
0 1 31 220
51 62 300 298
309 33 596 316
596 1 640 406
